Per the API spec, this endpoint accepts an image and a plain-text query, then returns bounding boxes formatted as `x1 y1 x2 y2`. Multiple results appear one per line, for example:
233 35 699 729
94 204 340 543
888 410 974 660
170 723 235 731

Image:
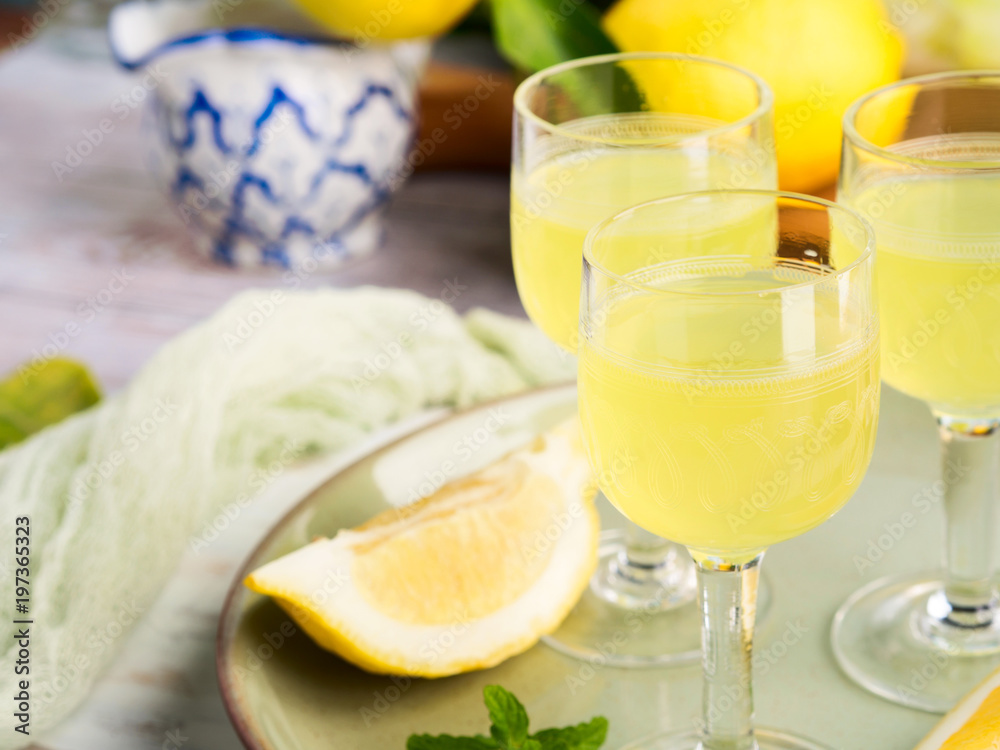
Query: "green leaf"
490 0 617 73
484 685 531 747
489 0 641 128
0 357 101 450
406 686 607 750
532 717 608 750
407 734 498 750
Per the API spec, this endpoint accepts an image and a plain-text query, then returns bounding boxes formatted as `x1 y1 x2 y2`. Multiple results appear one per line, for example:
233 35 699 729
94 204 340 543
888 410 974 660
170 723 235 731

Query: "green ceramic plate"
217 383 939 750
216 384 604 749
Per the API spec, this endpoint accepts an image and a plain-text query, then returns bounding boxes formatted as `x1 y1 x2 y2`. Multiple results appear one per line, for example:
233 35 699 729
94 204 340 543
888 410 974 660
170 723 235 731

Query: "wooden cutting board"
416 61 515 172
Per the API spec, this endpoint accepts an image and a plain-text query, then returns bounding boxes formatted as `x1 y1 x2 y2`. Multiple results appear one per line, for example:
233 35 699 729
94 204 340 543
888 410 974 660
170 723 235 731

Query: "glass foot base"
832 570 1000 713
589 529 697 611
543 530 771 667
619 728 831 749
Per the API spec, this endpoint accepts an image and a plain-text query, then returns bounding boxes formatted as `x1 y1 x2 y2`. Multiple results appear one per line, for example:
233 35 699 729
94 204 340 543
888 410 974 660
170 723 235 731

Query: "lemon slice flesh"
916 666 1000 749
244 419 599 677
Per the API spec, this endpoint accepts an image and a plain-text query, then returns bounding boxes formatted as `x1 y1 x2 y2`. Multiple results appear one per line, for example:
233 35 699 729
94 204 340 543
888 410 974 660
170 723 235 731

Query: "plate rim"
214 381 577 750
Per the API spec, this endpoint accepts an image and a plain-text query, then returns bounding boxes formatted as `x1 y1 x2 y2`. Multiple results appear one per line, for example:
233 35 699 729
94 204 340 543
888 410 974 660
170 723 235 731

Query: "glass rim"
582 189 876 298
843 69 1000 171
513 52 774 147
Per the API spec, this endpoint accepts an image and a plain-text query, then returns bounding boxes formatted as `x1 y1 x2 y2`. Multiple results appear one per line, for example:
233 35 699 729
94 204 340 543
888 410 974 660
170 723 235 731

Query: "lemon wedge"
244 419 599 677
916 666 1000 749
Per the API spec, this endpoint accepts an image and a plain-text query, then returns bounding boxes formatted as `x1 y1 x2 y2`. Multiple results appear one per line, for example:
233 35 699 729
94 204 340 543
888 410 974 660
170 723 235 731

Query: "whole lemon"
293 0 480 42
603 0 906 192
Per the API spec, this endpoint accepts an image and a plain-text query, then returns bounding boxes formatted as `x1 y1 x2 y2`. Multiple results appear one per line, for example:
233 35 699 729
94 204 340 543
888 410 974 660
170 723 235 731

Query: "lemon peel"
245 420 599 677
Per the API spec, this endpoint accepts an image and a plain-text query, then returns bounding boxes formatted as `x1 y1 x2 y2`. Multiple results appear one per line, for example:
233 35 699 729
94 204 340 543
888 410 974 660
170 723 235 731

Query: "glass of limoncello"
832 71 1000 712
512 52 776 665
580 191 878 749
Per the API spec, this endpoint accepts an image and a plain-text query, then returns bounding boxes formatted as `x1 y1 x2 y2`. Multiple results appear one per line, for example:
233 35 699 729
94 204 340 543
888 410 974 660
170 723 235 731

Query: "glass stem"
592 515 697 611
622 521 678 569
695 553 763 750
937 415 1000 628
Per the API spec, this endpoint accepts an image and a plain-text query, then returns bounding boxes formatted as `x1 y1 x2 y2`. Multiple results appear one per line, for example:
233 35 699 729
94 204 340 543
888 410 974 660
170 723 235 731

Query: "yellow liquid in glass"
511 116 775 351
579 264 879 557
852 173 1000 417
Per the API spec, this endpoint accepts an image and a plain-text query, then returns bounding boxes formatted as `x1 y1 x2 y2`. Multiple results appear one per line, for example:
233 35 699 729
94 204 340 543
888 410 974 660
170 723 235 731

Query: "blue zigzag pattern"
167 80 414 266
246 87 318 157
170 90 230 153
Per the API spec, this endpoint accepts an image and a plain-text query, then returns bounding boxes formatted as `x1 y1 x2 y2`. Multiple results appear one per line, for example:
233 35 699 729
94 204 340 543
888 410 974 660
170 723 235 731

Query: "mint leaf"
533 717 608 750
406 685 607 750
490 0 616 73
485 685 530 747
407 735 497 749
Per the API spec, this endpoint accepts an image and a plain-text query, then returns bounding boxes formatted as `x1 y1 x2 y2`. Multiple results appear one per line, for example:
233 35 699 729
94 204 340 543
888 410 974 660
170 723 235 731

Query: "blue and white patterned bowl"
110 1 425 269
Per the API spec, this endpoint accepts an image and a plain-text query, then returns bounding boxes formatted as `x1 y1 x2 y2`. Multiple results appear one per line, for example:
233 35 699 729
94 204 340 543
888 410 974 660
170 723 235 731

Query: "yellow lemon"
916 665 1000 749
603 0 906 192
244 420 599 677
292 0 479 41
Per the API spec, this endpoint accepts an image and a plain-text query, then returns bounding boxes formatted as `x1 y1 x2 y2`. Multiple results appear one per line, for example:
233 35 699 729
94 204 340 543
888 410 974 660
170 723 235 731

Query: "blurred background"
1 2 999 748
0 0 997 405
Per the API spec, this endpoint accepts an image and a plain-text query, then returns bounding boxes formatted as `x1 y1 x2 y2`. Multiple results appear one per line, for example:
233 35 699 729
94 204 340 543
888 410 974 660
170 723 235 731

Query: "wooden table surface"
0 31 520 750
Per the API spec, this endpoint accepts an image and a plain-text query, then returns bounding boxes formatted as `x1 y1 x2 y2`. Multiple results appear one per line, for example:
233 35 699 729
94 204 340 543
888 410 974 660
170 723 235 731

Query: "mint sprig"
407 686 608 750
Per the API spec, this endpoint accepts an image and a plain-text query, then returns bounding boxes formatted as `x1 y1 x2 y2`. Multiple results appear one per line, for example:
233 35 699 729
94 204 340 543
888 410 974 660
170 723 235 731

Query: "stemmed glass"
579 190 878 749
833 71 1000 712
512 52 776 665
